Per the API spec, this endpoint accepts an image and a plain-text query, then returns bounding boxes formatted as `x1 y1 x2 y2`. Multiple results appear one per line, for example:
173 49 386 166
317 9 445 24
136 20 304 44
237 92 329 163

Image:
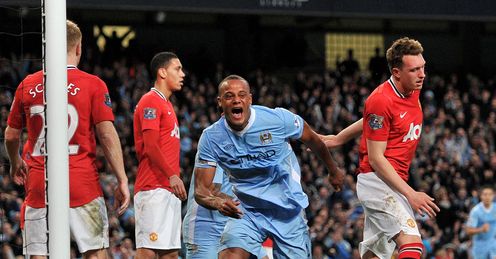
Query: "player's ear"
75 41 82 57
391 67 401 79
217 96 222 107
158 67 167 79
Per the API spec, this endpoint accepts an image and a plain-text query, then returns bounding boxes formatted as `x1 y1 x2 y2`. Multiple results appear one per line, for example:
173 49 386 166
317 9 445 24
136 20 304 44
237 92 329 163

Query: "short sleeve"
363 94 392 141
137 95 162 132
91 78 114 124
195 132 217 169
7 84 25 129
466 209 479 228
275 107 304 140
212 166 224 184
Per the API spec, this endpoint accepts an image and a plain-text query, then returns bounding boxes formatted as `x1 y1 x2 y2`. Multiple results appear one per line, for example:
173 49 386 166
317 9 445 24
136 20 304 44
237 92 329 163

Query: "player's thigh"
70 197 109 254
270 212 311 259
357 173 420 258
23 206 48 256
134 188 181 250
357 173 420 238
220 216 265 258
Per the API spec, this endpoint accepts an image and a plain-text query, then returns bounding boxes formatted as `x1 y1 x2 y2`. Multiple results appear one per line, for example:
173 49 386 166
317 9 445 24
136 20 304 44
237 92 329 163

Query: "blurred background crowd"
1 34 496 259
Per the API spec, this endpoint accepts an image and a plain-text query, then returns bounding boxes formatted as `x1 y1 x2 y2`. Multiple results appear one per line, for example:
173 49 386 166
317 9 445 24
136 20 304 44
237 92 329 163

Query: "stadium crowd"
1 42 496 259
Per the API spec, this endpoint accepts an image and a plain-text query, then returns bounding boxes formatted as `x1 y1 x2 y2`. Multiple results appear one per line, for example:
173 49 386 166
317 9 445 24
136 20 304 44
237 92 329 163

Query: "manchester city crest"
368 114 384 130
259 131 272 145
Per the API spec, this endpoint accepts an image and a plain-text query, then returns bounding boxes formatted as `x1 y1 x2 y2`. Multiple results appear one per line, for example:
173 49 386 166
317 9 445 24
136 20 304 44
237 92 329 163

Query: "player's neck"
391 77 413 96
153 84 172 99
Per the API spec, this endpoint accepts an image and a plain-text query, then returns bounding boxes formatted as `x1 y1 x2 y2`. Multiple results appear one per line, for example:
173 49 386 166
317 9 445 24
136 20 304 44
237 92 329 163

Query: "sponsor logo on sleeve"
104 94 112 107
368 114 384 130
294 116 301 128
143 107 157 120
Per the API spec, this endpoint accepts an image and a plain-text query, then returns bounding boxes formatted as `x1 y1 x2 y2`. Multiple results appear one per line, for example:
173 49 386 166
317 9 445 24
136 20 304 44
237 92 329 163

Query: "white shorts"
357 172 420 259
23 206 48 256
22 197 109 256
134 188 181 250
69 197 109 253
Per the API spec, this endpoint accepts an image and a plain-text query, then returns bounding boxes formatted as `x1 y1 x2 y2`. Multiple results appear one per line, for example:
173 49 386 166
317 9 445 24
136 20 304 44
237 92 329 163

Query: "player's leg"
394 233 423 259
135 248 157 259
69 197 110 259
362 250 380 259
23 205 48 258
357 173 423 259
135 189 181 259
356 173 401 259
157 248 179 259
267 210 311 259
218 213 266 259
81 248 108 259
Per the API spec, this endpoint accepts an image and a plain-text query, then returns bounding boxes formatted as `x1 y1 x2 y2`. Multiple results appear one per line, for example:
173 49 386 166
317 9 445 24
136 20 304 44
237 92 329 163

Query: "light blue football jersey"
183 166 231 245
195 105 308 214
467 202 496 243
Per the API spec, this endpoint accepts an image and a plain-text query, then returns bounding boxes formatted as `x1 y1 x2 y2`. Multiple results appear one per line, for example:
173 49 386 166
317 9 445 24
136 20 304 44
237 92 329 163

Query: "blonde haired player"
5 20 130 258
319 37 440 259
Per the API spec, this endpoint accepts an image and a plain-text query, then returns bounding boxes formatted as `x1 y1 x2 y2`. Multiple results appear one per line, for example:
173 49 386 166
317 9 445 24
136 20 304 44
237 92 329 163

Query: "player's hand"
169 175 187 201
306 134 343 151
10 157 27 185
113 181 130 216
217 198 243 219
481 223 490 233
328 167 345 192
407 191 440 218
321 134 344 149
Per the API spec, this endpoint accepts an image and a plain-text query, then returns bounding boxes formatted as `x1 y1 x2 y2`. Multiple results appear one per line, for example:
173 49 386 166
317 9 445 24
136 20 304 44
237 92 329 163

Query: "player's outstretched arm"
300 121 345 192
4 126 27 185
194 166 242 218
320 118 363 149
95 121 130 215
367 139 440 218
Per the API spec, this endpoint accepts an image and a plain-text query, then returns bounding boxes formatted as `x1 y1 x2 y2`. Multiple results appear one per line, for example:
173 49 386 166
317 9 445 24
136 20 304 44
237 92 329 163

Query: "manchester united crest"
407 218 416 228
149 232 158 241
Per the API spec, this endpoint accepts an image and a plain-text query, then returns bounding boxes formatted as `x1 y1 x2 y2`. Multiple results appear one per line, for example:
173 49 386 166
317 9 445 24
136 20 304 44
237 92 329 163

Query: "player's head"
217 75 252 131
480 185 494 207
150 52 185 92
67 20 82 63
386 37 425 94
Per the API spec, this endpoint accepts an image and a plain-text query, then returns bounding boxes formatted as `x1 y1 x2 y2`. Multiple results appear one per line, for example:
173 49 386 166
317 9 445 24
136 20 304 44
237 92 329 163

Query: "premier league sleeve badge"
368 114 384 130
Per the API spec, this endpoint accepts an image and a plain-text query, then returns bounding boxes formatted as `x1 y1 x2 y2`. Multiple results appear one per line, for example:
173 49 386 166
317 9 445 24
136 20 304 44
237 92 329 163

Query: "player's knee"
398 243 423 259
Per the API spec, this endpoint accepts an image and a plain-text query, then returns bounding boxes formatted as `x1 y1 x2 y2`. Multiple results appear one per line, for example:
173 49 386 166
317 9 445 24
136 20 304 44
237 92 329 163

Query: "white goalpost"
42 0 70 257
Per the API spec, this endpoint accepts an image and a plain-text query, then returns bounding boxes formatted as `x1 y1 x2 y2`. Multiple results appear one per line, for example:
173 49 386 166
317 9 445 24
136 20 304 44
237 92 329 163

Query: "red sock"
398 243 423 259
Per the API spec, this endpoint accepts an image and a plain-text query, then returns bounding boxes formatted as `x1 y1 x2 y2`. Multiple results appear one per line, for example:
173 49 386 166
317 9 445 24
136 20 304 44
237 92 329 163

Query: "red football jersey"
7 65 114 208
133 88 180 194
358 78 423 181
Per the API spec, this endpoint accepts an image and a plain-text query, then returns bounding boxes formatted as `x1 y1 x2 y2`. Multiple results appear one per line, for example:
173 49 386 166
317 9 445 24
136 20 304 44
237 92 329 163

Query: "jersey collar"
224 107 256 136
151 87 167 101
388 77 406 99
67 65 77 70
